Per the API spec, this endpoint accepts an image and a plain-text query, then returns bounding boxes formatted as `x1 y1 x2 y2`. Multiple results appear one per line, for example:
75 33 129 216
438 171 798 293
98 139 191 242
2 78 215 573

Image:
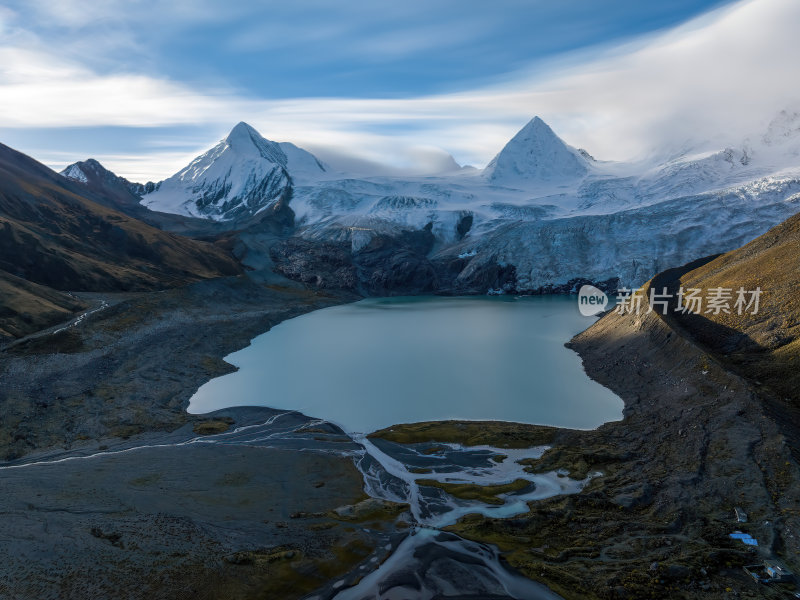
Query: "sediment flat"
0 276 357 459
0 411 380 599
0 277 413 599
3 276 800 599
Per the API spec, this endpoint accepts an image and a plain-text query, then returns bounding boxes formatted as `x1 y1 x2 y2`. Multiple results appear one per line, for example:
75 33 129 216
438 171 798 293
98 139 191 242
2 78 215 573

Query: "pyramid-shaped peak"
485 116 589 184
62 158 113 183
526 115 549 129
512 116 564 145
223 121 286 165
61 158 148 188
78 158 116 178
225 121 263 144
63 158 104 174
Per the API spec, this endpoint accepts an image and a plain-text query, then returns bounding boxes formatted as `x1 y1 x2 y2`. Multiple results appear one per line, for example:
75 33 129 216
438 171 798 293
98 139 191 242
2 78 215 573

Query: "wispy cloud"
0 0 797 181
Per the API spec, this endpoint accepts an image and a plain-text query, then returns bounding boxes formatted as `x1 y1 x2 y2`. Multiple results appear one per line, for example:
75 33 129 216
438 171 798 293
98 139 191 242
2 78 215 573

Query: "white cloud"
522 0 800 159
1 0 799 180
41 150 200 184
0 47 246 127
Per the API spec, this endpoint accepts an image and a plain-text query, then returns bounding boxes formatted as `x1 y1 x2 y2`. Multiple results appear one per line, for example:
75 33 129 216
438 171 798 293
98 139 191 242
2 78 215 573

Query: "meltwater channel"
188 295 622 599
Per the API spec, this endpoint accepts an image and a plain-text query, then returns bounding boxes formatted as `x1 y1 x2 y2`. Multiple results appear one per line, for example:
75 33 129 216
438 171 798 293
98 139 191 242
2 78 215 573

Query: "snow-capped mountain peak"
226 120 260 143
61 161 90 183
484 116 590 185
61 158 121 185
140 122 327 221
224 121 287 166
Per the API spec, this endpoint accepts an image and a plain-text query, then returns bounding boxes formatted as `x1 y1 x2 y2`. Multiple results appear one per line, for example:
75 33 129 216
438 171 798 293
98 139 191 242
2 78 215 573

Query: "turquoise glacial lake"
188 296 623 433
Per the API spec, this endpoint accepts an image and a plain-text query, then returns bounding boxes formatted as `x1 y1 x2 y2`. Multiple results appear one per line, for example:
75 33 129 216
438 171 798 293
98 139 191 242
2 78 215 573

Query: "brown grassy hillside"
653 210 800 401
0 271 87 340
0 142 244 340
0 142 241 293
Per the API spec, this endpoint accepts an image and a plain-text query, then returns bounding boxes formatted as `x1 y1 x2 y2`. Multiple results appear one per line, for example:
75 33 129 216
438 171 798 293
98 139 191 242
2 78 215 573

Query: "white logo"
578 285 609 316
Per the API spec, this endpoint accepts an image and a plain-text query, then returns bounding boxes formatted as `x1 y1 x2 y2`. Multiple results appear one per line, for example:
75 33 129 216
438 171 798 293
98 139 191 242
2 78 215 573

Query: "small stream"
0 410 589 599
320 432 591 600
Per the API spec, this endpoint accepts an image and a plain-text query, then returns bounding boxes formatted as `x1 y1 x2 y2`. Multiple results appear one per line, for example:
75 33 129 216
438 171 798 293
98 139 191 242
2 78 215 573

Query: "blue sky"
4 1 731 98
0 0 797 180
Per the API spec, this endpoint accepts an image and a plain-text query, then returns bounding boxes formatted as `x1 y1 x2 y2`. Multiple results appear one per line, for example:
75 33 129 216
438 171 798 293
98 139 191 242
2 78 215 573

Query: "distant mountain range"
60 111 800 296
5 108 800 337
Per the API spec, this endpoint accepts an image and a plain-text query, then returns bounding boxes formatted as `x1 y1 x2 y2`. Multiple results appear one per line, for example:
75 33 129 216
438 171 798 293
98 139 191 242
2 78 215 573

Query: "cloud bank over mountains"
0 0 797 180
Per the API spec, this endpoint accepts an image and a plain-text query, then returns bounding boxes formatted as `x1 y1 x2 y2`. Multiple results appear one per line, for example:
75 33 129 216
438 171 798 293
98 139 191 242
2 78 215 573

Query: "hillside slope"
463 214 800 598
648 211 800 402
0 142 242 294
0 271 87 340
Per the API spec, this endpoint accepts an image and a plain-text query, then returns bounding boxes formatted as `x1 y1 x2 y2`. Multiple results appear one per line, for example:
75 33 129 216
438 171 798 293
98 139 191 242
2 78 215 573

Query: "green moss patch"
417 478 532 505
193 417 234 435
329 498 408 523
370 420 560 448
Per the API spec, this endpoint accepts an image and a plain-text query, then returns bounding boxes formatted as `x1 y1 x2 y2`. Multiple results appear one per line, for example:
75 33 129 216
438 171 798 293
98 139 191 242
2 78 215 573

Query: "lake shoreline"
425 302 800 599
0 279 585 599
0 276 360 460
2 278 798 598
0 277 412 598
188 295 623 432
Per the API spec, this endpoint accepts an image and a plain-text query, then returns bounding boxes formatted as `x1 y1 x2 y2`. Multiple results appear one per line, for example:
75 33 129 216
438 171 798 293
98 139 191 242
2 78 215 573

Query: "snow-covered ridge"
62 162 88 183
484 116 591 184
286 111 800 290
139 122 329 221
67 112 800 291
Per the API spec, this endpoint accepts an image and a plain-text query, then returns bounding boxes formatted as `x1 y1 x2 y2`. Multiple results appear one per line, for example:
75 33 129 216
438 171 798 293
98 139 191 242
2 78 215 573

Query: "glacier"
63 114 800 294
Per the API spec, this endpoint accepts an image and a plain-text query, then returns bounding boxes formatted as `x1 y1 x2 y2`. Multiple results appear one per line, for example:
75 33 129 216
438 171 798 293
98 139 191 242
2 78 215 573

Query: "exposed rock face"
270 238 357 290
270 224 438 296
352 225 438 296
270 219 626 297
